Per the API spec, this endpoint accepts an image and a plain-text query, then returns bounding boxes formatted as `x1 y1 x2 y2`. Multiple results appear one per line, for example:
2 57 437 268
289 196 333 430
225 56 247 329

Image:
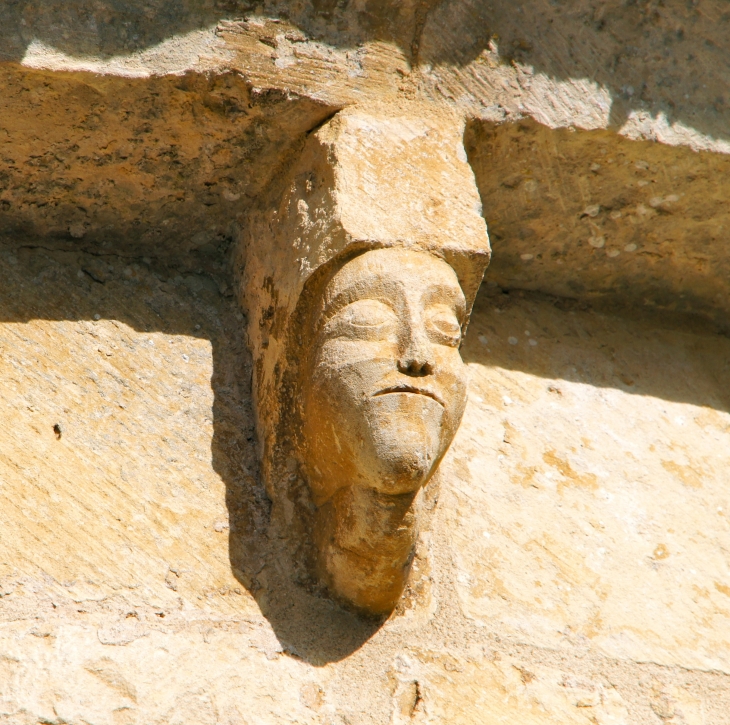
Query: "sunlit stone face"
301 248 469 504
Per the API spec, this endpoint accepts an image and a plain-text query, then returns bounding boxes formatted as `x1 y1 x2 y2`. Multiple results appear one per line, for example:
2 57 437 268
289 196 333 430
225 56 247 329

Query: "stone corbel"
235 106 490 615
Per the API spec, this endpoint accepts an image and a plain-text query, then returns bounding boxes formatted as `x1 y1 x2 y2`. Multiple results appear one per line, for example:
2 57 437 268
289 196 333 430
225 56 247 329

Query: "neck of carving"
314 485 420 615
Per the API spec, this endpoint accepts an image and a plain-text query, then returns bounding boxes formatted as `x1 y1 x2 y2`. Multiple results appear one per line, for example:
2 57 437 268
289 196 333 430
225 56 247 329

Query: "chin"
369 448 439 494
365 425 447 495
361 394 451 492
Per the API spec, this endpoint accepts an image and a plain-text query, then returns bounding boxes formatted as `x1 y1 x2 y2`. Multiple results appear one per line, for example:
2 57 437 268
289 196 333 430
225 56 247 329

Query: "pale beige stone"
465 120 730 330
450 291 730 673
1 4 730 719
3 9 730 328
0 248 728 723
389 651 629 725
300 248 469 613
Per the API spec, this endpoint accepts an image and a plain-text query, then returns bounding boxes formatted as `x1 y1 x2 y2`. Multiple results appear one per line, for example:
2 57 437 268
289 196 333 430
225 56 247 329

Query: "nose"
397 326 434 377
399 357 433 376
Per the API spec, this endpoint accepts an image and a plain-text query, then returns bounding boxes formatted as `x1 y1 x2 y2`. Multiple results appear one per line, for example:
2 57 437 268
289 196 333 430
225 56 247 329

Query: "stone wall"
1 244 729 724
1 3 729 724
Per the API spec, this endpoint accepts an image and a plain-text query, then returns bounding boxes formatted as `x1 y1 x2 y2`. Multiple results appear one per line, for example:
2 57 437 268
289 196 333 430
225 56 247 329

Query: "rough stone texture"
0 65 335 263
458 288 730 674
10 0 730 153
237 106 489 467
234 108 489 614
0 245 729 723
1 1 729 331
465 119 730 331
1 2 730 722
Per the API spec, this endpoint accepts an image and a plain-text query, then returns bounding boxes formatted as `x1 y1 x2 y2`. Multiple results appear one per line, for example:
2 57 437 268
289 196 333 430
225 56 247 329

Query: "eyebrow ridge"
420 282 467 324
319 276 405 328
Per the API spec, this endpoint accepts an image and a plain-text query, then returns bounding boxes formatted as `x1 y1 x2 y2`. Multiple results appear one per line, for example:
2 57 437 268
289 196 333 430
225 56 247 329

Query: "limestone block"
0 250 259 618
451 290 730 673
1 1 730 719
3 7 730 333
237 106 490 437
389 650 629 725
465 119 730 329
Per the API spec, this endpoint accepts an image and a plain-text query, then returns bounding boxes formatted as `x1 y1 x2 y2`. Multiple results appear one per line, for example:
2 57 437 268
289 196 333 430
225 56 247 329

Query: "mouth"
372 385 445 407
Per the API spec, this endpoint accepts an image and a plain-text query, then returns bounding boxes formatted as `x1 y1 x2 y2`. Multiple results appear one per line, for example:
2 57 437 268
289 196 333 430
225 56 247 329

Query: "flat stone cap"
318 107 491 309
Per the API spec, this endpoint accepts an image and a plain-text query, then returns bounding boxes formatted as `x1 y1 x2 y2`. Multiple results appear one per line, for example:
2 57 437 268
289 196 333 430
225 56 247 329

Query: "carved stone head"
299 247 468 611
237 106 490 614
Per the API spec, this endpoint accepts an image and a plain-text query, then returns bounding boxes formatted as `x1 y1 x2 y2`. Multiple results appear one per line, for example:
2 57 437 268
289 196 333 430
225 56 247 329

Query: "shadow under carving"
0 239 380 664
462 286 730 416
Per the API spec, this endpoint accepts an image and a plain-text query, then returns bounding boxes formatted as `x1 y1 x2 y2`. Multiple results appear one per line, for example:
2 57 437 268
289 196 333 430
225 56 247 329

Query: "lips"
372 384 445 407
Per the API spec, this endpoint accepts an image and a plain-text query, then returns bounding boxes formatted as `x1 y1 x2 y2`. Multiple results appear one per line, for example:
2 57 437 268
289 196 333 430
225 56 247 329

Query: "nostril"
400 359 433 376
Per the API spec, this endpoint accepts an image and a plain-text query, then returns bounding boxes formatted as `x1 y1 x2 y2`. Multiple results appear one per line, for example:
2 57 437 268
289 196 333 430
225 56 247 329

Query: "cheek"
433 348 468 401
434 347 467 381
308 340 397 413
314 339 399 371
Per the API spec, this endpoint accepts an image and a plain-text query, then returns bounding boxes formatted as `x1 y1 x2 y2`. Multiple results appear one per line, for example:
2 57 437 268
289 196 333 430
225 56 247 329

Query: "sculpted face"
301 248 468 505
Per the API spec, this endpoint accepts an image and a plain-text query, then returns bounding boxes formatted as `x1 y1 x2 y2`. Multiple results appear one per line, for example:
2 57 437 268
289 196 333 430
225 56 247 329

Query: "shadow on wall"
3 2 730 327
1 242 728 664
462 285 730 415
420 0 730 144
3 1 730 145
0 0 442 61
0 241 380 665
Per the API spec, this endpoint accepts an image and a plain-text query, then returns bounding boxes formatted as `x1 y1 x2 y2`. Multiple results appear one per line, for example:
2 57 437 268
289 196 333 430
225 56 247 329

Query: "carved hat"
236 106 491 487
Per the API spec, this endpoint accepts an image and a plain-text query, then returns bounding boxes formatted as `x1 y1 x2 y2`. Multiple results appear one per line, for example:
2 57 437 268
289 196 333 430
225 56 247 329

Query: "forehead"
325 248 462 299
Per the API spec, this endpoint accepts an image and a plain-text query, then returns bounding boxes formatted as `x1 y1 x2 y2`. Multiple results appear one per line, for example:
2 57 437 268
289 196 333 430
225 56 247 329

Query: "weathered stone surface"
1 2 730 722
236 109 489 613
453 288 730 673
1 3 730 328
0 245 728 723
0 246 259 617
10 1 730 152
0 65 335 263
237 107 490 450
465 119 730 329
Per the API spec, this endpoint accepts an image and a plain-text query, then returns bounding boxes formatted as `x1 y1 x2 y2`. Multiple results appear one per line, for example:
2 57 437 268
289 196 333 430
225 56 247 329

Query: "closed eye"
339 299 397 327
321 298 398 340
427 304 461 345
